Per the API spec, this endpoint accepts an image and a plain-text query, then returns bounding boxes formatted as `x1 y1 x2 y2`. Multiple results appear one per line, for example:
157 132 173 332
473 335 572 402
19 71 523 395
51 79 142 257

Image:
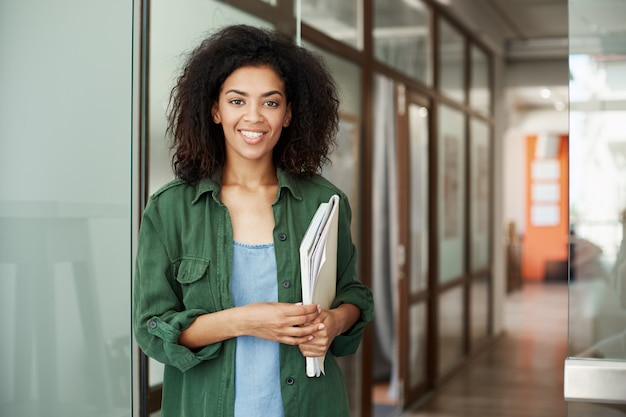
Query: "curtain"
371 74 399 399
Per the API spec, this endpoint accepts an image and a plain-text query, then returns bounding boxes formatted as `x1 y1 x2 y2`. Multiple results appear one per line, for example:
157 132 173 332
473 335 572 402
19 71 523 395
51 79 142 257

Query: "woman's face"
212 65 291 166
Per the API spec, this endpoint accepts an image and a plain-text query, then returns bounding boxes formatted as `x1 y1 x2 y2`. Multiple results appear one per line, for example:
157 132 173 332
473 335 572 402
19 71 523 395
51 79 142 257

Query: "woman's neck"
221 160 277 188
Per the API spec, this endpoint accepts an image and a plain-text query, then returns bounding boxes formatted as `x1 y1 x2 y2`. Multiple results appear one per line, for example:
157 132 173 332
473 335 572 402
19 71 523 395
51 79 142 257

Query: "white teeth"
241 130 263 139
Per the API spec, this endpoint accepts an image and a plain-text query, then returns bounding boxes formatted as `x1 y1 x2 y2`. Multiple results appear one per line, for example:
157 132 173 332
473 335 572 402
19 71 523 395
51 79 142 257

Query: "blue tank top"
231 241 284 417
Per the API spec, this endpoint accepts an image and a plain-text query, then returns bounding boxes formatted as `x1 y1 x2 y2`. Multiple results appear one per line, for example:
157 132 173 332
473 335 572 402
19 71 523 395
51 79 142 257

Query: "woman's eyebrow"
224 89 284 98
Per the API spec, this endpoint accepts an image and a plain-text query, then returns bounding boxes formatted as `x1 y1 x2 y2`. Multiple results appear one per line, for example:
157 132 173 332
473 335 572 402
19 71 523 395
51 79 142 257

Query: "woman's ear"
212 104 221 124
283 104 292 127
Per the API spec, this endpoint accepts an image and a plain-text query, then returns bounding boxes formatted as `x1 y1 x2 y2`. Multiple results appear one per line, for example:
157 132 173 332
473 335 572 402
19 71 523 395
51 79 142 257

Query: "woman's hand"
298 303 360 358
240 302 321 345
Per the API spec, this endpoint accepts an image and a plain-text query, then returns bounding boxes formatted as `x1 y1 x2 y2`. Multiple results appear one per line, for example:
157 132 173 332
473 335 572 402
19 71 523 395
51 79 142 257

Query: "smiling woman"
133 24 374 417
212 65 291 170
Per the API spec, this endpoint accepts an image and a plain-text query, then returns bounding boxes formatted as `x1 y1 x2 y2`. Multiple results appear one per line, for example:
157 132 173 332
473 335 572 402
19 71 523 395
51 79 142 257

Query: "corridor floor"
400 282 569 417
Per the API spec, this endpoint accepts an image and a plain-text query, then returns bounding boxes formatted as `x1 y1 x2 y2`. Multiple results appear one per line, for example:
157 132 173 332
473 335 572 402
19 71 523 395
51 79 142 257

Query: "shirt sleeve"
133 199 223 373
329 194 374 357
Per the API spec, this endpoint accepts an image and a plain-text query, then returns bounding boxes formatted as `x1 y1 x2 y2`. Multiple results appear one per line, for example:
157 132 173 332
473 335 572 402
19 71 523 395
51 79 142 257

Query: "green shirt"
133 168 374 417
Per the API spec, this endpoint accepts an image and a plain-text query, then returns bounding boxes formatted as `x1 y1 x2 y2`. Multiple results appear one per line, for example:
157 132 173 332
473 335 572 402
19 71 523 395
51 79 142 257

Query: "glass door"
396 88 431 408
565 0 626 414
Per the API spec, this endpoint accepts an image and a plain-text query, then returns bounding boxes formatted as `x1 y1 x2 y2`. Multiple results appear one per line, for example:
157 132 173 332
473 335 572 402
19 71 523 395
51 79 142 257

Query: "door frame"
395 86 436 408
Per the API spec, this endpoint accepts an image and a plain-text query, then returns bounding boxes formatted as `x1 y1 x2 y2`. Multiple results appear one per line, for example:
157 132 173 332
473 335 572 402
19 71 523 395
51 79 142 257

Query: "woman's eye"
230 99 244 105
265 101 279 107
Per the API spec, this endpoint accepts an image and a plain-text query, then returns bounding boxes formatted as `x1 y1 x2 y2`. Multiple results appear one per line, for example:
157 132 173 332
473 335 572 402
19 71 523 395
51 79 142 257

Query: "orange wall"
522 134 569 281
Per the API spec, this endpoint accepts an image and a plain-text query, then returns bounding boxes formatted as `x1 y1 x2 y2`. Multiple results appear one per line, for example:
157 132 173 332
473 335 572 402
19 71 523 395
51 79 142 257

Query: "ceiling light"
541 88 552 99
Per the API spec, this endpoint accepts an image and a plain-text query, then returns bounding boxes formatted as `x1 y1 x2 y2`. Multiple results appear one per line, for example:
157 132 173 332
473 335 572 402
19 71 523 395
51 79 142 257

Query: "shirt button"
149 320 157 329
282 280 290 289
285 377 295 385
278 232 287 241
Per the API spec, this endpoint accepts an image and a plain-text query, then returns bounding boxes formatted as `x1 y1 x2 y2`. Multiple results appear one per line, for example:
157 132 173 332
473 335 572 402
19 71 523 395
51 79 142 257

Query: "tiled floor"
397 282 569 417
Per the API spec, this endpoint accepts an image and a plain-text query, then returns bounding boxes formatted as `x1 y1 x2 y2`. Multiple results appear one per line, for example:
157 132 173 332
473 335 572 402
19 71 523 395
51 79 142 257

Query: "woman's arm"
178 302 322 349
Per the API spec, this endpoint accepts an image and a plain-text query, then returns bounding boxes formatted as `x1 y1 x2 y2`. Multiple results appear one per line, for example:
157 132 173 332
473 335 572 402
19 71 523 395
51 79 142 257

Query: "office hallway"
400 282 568 417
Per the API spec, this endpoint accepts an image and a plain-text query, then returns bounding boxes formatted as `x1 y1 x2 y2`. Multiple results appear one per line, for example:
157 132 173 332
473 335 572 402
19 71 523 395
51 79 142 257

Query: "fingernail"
318 324 325 330
308 335 314 341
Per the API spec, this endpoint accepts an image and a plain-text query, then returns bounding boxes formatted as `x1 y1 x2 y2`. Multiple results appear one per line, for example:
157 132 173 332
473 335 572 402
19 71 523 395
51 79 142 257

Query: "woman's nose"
243 104 263 123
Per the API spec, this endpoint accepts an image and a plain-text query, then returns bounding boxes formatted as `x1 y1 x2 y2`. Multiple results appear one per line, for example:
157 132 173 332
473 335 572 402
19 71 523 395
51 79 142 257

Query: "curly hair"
167 24 340 184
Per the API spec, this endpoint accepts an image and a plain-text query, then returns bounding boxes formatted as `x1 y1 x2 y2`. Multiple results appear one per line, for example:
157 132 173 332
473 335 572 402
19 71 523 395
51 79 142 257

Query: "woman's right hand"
240 302 321 345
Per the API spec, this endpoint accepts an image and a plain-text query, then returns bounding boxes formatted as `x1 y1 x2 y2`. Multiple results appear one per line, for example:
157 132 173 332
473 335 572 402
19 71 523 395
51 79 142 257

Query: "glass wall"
438 104 466 283
300 0 362 49
568 0 626 363
567 0 626 413
0 1 133 416
374 0 431 85
438 19 465 103
470 118 491 271
470 45 491 116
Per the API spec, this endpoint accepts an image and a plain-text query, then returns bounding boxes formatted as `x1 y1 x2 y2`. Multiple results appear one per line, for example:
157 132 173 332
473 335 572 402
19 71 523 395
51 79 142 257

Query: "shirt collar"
191 167 303 205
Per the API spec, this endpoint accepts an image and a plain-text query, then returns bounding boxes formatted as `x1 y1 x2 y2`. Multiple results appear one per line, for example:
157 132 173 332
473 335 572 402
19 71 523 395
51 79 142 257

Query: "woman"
133 24 373 417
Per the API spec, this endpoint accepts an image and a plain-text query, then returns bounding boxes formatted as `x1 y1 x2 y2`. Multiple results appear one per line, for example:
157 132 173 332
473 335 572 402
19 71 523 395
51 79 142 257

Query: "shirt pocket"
175 258 215 310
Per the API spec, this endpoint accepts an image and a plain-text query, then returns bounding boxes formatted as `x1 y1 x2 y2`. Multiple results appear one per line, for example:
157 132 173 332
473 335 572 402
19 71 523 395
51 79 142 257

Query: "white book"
299 194 340 377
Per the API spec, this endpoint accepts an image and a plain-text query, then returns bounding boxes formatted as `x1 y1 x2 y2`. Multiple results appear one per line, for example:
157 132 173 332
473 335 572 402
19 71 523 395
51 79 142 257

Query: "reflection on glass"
470 275 489 348
300 0 362 49
374 0 431 84
470 45 491 115
439 18 465 103
470 118 491 271
408 103 429 293
0 2 132 416
438 286 464 377
568 44 626 361
409 303 427 388
438 104 466 282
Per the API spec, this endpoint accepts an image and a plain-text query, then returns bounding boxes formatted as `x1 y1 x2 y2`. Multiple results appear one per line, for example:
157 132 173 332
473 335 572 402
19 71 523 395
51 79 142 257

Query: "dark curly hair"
167 24 340 184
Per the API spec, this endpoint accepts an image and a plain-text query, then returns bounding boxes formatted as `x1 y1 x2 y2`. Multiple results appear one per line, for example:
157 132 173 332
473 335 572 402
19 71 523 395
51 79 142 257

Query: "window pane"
439 18 465 103
438 105 466 282
438 286 464 377
409 103 430 293
374 0 432 84
409 303 428 388
470 118 491 271
470 275 490 349
470 45 491 115
299 0 362 49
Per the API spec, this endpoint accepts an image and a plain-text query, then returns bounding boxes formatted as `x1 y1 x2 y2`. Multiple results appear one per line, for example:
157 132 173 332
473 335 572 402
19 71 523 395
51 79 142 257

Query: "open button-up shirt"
133 168 374 417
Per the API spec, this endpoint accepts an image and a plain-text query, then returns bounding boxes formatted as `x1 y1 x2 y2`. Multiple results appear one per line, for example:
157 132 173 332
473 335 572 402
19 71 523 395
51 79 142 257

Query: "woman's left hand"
297 309 337 357
297 303 360 357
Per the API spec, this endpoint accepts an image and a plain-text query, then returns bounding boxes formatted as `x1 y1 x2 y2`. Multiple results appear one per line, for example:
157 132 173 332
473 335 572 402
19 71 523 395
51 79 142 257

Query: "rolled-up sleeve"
133 200 222 373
